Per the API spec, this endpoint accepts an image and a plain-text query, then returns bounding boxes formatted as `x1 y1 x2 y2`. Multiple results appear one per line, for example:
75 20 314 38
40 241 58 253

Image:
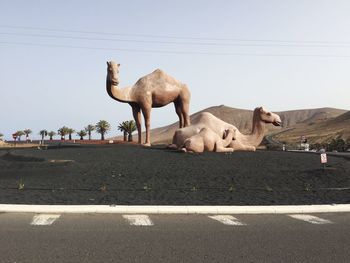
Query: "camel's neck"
242 112 266 147
106 73 134 103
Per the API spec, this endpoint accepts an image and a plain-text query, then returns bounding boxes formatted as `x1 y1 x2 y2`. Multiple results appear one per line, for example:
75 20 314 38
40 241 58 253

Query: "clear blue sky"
1 0 350 140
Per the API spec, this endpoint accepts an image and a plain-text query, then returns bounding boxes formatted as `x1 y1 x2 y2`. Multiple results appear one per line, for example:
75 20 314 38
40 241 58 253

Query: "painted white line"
289 214 333 224
0 204 350 214
30 214 61 226
208 215 246 226
123 215 154 226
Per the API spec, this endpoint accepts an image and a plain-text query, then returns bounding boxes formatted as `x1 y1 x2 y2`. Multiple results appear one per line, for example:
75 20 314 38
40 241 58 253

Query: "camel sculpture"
169 107 282 152
182 128 236 153
106 61 191 146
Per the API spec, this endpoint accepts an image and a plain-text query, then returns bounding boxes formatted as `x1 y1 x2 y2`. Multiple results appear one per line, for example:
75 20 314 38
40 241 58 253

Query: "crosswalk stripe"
289 214 333 224
123 215 154 226
30 214 61 226
208 215 246 226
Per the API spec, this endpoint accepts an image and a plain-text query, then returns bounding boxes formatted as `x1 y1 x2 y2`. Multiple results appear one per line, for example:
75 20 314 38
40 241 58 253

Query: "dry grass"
0 142 41 148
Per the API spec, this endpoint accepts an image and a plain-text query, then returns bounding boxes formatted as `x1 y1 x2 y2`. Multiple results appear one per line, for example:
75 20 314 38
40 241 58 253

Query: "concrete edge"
1 204 350 214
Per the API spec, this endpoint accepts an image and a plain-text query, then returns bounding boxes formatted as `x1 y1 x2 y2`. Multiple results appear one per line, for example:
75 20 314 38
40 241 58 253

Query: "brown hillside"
277 108 346 127
111 105 347 144
273 110 350 144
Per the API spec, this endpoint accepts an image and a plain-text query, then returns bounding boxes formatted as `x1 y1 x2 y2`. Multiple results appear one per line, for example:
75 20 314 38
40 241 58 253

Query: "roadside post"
12 133 17 147
320 152 327 170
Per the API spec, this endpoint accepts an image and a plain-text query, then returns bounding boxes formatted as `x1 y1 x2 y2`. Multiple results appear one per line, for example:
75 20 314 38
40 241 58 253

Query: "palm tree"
48 131 56 140
77 130 87 140
118 121 128 142
23 129 32 142
118 120 137 142
15 131 25 141
0 133 3 141
39 130 48 142
67 128 75 140
95 120 111 140
126 120 137 142
58 126 69 140
85 124 95 140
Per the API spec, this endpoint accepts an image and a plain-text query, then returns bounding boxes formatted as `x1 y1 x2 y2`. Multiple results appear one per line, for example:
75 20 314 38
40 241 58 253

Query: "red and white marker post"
320 153 327 169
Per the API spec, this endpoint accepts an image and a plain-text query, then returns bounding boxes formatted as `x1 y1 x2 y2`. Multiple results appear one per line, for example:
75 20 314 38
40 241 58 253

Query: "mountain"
277 108 346 127
273 110 350 144
111 105 347 145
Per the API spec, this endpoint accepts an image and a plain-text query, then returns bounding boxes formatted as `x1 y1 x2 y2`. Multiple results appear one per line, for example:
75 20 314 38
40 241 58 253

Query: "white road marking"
123 215 154 226
289 214 333 224
208 215 246 226
30 214 61 226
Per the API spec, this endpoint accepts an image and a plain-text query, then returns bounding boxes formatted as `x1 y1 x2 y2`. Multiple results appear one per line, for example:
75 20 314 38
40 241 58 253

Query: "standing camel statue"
106 61 191 146
169 106 282 152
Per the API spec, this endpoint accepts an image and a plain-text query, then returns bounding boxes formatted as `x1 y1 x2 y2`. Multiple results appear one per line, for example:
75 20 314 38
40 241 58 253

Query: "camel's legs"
214 130 235 152
215 145 234 153
222 129 235 147
179 86 191 127
181 100 191 127
132 105 142 144
244 145 256 151
174 101 184 128
142 107 151 146
231 142 256 152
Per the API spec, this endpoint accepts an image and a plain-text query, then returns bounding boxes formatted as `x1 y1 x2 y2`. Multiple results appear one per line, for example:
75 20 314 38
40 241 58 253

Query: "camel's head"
106 61 120 85
256 107 282 126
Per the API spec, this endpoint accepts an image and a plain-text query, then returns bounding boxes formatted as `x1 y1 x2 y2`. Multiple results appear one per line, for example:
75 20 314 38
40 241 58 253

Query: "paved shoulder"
1 213 350 263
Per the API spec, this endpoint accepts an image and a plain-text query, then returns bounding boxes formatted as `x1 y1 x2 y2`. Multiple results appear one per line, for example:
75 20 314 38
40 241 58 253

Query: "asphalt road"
1 213 349 263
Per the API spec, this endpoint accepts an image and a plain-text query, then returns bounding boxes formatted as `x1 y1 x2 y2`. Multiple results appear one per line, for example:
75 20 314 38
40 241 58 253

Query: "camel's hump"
197 112 216 119
153 68 163 73
138 68 182 84
194 112 224 124
151 68 166 76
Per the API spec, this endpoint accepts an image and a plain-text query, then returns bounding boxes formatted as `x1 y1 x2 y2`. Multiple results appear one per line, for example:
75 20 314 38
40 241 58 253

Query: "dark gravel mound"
0 152 45 162
0 145 349 205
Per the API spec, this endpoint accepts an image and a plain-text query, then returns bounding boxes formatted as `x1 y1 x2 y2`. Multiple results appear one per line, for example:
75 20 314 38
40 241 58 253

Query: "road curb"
1 204 350 214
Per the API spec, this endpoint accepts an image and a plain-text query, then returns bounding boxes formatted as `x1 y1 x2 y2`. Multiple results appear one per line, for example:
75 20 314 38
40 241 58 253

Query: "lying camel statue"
182 128 236 153
106 61 191 146
169 106 282 152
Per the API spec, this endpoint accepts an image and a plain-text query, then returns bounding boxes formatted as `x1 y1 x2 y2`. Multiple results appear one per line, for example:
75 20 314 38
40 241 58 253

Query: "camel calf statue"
169 106 282 152
182 127 236 153
106 61 191 146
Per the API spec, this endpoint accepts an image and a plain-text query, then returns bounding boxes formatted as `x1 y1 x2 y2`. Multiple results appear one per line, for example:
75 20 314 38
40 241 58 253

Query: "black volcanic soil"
0 144 349 205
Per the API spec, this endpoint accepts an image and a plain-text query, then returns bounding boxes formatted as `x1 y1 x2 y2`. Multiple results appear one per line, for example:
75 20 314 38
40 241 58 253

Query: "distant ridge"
111 105 347 145
273 110 350 144
277 107 346 127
